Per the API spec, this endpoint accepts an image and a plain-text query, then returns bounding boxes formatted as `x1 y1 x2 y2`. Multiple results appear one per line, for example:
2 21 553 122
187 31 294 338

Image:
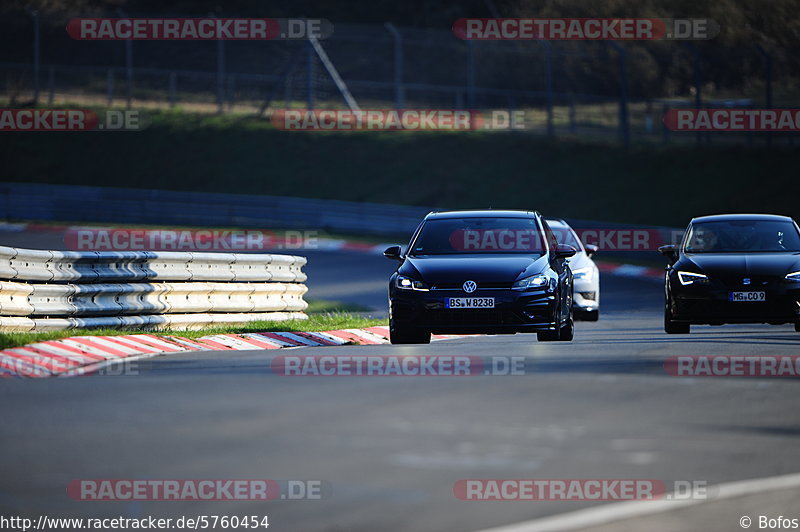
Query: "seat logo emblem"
743 278 751 285
463 280 477 293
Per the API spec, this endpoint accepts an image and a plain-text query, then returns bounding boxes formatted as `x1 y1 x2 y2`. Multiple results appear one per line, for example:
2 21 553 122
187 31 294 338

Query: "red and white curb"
0 326 472 378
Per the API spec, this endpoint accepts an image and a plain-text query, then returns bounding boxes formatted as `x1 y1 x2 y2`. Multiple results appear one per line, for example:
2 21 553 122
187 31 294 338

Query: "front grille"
431 282 514 290
425 309 524 326
676 299 796 319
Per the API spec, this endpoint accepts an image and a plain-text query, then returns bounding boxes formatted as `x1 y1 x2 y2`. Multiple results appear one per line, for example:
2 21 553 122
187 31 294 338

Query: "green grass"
0 312 385 350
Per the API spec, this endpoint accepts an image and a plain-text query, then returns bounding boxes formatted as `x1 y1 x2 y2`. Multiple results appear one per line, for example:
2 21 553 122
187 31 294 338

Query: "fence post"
384 23 405 110
755 45 773 147
106 69 114 106
168 72 177 108
683 43 703 145
47 66 54 105
26 8 40 105
227 74 235 111
543 42 554 137
214 14 225 114
466 40 476 107
306 39 315 109
116 9 133 109
606 41 630 148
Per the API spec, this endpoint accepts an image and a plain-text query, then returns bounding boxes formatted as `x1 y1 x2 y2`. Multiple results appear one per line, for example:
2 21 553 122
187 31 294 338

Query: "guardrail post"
384 23 405 110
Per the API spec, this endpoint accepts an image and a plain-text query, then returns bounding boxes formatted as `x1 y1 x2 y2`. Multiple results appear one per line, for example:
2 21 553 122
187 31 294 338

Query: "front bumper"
669 277 800 325
573 277 599 312
390 288 559 334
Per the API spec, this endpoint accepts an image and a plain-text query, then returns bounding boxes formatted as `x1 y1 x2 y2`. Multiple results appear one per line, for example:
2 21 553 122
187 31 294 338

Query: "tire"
537 329 559 341
582 309 599 322
557 313 574 341
664 300 690 334
389 319 431 345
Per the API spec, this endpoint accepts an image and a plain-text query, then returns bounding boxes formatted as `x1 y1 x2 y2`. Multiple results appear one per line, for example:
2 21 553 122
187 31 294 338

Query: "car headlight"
396 275 430 291
572 266 593 281
512 274 551 291
786 271 800 282
677 271 709 286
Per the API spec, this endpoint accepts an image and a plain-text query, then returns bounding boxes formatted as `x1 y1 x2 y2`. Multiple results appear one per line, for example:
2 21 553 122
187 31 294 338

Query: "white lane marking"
57 338 121 359
274 332 322 346
304 331 349 345
471 472 800 532
28 342 93 364
108 335 166 353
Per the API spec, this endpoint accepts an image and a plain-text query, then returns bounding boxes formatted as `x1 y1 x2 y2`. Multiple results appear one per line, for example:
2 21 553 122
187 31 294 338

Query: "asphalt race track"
2 233 800 531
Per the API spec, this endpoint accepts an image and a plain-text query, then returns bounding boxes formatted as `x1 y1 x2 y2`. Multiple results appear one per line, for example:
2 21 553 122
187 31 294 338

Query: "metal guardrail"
0 245 307 283
0 245 309 331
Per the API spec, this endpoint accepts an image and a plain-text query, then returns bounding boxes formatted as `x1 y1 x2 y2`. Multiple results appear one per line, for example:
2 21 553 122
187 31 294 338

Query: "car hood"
566 251 593 270
681 252 800 282
402 254 548 284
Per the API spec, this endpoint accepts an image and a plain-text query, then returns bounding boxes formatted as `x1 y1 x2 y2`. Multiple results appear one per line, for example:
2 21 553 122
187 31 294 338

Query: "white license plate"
446 297 495 309
729 291 766 302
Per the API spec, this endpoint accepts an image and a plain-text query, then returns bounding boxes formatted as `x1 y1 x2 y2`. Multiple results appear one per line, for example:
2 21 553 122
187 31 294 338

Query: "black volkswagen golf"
659 214 800 334
384 210 577 344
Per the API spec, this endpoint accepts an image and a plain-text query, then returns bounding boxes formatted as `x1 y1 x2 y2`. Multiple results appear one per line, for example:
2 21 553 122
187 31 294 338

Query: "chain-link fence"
2 11 798 145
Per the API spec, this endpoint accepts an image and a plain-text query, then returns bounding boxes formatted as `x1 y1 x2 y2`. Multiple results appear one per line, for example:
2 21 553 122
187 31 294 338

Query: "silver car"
546 218 600 321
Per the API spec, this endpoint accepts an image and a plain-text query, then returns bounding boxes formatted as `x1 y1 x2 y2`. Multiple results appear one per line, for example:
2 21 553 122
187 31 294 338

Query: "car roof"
691 213 795 224
425 210 538 220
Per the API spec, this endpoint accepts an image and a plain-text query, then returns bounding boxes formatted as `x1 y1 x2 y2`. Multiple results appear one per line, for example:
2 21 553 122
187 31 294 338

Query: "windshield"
409 217 546 255
547 222 585 251
684 220 800 253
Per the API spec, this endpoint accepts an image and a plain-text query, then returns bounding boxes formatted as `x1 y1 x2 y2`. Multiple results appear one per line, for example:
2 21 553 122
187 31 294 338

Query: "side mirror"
658 244 679 264
555 244 577 259
383 245 403 261
585 244 599 258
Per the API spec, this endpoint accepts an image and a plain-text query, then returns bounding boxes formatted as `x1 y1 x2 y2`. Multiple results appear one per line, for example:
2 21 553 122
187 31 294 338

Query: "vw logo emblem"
743 278 751 285
463 280 477 293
